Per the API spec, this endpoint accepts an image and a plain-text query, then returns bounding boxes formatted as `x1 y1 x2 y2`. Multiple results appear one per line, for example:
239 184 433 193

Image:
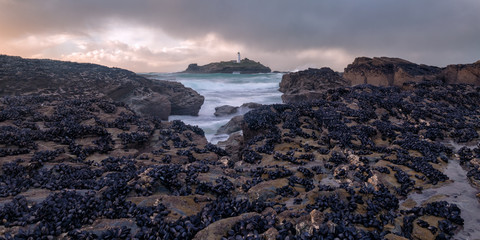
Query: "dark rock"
193 212 260 240
343 57 442 86
217 132 243 161
279 68 350 102
130 93 171 120
214 105 239 117
216 115 244 135
0 54 204 119
241 102 262 109
183 58 271 74
441 60 480 85
149 80 205 116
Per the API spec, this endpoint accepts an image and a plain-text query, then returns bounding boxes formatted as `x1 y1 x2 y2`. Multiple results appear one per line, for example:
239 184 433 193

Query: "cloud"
1 0 479 72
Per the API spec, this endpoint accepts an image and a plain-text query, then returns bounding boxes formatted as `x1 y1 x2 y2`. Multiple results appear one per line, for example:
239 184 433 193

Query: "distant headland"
182 58 271 74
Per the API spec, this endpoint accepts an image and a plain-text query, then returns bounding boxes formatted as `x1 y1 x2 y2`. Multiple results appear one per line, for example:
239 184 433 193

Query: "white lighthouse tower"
237 52 241 63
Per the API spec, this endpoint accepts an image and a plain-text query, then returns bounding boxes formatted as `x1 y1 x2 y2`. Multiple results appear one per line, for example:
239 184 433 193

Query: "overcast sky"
1 0 479 72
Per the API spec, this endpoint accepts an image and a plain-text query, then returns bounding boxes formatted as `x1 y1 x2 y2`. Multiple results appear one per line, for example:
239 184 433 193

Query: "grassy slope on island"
183 58 271 73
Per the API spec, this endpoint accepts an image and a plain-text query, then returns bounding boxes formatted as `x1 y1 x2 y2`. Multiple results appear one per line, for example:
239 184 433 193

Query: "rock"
183 58 271 74
384 233 409 240
279 68 350 102
217 132 243 161
441 60 480 85
412 221 435 240
262 227 279 240
247 178 289 202
241 102 262 109
214 105 239 117
309 209 325 230
219 156 230 167
130 93 171 120
0 54 204 119
343 57 441 86
216 115 244 135
192 212 260 240
149 81 205 116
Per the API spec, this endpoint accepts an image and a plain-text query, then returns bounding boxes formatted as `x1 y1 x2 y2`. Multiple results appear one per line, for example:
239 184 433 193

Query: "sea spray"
145 72 283 143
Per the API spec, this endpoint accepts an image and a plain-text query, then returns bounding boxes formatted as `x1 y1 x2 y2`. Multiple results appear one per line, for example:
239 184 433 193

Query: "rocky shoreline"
280 57 480 103
0 55 204 120
0 56 479 239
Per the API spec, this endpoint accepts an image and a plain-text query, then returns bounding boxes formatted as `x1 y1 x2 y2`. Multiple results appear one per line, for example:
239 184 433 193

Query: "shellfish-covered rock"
343 57 441 86
1 67 480 238
193 212 260 240
279 67 350 102
0 54 204 119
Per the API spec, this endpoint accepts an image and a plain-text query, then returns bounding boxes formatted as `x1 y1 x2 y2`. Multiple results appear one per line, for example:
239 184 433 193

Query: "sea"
144 72 284 144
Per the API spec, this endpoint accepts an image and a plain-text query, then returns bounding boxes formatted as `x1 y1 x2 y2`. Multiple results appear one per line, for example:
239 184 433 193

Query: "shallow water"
145 72 283 143
405 159 480 239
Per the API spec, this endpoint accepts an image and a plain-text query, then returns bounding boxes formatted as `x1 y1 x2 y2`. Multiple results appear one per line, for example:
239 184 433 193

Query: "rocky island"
0 55 479 239
183 58 271 74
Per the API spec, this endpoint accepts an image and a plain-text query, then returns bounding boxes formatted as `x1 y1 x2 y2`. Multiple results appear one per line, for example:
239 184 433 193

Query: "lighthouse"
237 52 241 63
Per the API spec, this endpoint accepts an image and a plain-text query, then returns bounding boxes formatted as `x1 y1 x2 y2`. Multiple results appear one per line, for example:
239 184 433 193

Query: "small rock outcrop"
214 105 239 117
279 68 350 102
0 54 204 119
442 60 480 85
343 57 441 86
216 115 244 135
183 58 271 74
241 102 262 109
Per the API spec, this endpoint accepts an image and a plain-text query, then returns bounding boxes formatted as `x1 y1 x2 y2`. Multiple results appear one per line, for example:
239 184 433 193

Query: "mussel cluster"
0 81 479 239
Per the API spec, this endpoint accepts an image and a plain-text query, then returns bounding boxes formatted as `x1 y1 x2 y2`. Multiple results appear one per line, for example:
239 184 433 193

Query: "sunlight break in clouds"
59 21 247 72
1 0 479 72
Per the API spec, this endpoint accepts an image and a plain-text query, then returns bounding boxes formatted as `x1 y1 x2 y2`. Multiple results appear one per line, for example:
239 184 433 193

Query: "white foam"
153 73 283 143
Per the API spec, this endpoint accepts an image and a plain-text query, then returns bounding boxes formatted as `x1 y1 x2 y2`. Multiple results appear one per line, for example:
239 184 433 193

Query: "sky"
1 0 479 73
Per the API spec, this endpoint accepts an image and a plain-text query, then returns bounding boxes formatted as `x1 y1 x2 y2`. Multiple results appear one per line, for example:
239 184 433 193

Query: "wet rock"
214 105 239 117
192 212 260 240
217 132 243 162
412 221 435 240
216 115 244 135
241 102 262 109
384 233 409 240
262 227 279 240
247 178 289 201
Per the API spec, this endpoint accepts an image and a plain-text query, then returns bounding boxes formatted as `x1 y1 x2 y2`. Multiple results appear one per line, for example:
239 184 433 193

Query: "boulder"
441 60 480 85
216 131 244 161
247 178 289 201
214 105 239 117
130 93 171 120
149 81 204 116
279 68 350 102
241 102 262 109
0 54 204 119
343 57 441 86
193 212 260 240
216 115 244 135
